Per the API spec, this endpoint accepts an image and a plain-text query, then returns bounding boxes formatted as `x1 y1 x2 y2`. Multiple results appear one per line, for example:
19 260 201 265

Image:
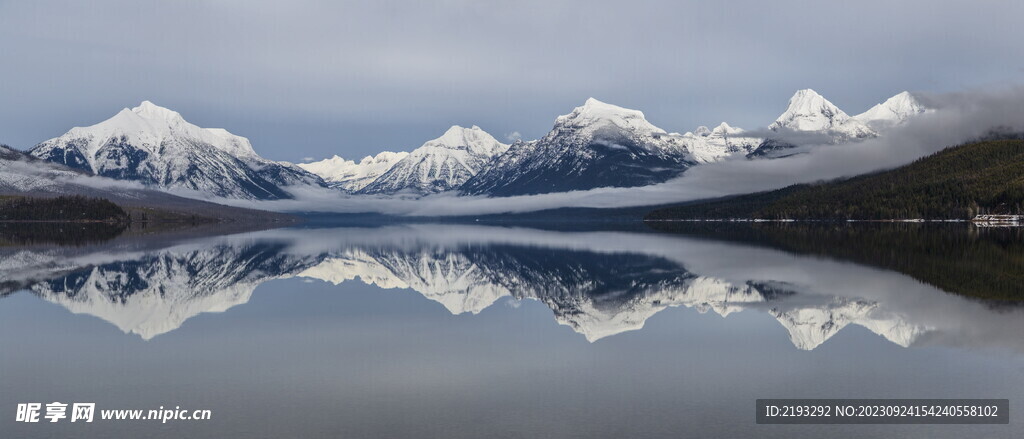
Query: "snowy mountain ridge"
768 89 876 139
853 91 931 130
298 151 410 192
29 101 325 200
458 98 697 196
298 125 508 195
303 90 928 197
54 101 261 164
678 122 762 163
358 125 509 195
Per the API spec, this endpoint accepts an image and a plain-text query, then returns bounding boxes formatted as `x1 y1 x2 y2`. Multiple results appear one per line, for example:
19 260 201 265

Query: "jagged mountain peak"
421 125 506 156
356 125 509 195
769 89 874 138
789 88 826 103
582 97 622 111
773 89 846 128
301 126 509 195
298 151 410 192
854 91 930 130
712 122 738 134
680 121 761 164
459 98 693 196
442 124 482 135
689 123 742 138
554 98 663 135
62 101 259 160
131 100 185 122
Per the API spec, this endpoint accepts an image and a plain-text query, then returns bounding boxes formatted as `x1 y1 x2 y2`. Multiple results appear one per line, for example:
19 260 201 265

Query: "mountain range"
306 89 929 196
751 89 930 158
11 90 929 202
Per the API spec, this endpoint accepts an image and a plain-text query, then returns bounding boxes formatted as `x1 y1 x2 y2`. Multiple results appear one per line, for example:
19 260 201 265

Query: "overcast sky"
1 0 1022 162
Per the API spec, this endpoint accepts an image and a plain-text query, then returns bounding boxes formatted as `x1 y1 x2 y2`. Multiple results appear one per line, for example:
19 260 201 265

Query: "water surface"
1 223 1021 438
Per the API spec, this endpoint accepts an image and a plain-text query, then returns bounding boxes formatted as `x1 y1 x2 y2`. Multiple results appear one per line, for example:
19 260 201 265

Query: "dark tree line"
647 139 1024 221
0 195 128 222
0 222 126 246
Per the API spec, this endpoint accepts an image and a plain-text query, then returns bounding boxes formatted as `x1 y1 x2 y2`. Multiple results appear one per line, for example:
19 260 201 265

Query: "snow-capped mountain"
748 89 881 158
289 89 933 198
297 151 409 192
768 89 876 139
460 98 693 196
29 101 325 200
358 125 509 195
854 91 930 131
678 122 762 163
768 89 873 136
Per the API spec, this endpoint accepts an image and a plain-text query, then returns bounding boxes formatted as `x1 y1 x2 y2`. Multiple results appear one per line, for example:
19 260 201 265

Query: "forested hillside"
0 195 128 222
647 139 1024 220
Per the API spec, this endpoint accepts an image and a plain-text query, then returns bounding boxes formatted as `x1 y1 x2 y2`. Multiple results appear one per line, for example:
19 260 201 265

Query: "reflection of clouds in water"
5 225 1022 351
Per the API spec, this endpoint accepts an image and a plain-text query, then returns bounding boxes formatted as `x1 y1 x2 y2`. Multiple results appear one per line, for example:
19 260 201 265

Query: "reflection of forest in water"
0 222 126 246
646 222 1024 301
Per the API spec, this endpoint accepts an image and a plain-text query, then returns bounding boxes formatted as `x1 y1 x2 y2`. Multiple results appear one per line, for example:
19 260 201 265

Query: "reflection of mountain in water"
769 298 925 350
297 244 925 347
29 243 323 339
8 225 1015 350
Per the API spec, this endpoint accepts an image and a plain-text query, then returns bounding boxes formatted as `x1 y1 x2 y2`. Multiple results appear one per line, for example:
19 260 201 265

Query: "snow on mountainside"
19 90 933 201
749 89 886 158
1 143 299 222
292 89 930 198
29 101 325 200
0 144 90 193
679 122 762 163
854 91 930 131
298 151 409 192
768 89 875 139
357 125 508 195
460 98 694 196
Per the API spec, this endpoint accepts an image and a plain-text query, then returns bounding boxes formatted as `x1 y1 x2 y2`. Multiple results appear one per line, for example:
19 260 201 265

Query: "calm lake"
1 222 1022 438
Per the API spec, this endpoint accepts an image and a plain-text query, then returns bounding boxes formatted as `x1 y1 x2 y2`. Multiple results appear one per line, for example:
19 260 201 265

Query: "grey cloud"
1 1 1022 163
